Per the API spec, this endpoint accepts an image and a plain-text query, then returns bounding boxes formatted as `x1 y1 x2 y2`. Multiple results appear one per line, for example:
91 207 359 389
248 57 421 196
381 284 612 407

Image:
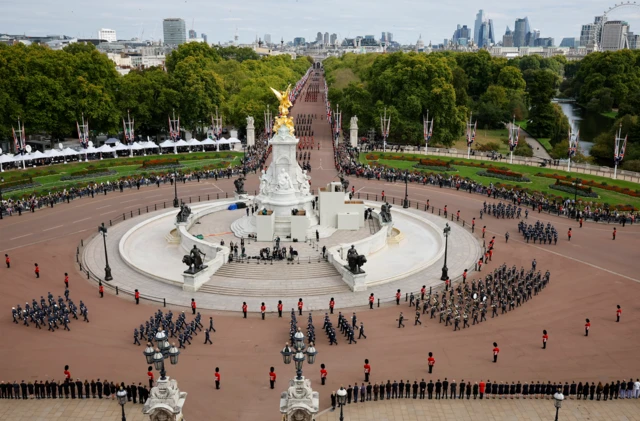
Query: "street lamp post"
336 387 347 421
440 223 451 281
116 386 127 421
242 144 247 176
98 223 113 281
281 327 317 380
0 177 4 220
553 392 564 421
173 167 179 208
403 172 409 209
573 178 581 220
142 329 180 383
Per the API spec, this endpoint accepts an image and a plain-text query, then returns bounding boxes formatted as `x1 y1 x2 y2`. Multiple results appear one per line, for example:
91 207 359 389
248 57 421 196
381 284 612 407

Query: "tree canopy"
324 51 566 147
0 42 310 143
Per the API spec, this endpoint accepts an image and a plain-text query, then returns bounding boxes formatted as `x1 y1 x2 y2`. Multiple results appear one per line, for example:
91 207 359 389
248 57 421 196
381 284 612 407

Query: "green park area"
359 152 640 211
0 152 241 201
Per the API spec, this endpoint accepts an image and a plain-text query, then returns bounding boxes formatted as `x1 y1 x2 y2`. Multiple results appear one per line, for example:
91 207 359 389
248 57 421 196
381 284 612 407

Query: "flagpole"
424 110 429 155
467 112 473 160
510 115 515 164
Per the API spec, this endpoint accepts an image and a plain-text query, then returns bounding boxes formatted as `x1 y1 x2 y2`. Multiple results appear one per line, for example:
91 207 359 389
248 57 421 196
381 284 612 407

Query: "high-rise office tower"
474 10 485 43
324 32 329 45
330 33 337 45
188 29 197 39
264 34 271 45
316 32 323 43
163 18 187 46
513 18 527 47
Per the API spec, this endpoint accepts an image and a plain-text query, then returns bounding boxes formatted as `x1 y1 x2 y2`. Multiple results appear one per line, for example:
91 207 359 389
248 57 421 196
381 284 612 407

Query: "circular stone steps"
213 260 339 280
198 283 350 297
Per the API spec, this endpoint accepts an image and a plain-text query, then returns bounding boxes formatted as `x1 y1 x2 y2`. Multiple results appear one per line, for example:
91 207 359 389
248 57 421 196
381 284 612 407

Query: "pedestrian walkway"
316 398 640 421
0 398 146 421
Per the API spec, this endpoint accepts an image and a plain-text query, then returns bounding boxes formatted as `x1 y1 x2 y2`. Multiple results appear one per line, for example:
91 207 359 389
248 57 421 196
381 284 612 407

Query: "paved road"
1 74 639 421
508 122 552 160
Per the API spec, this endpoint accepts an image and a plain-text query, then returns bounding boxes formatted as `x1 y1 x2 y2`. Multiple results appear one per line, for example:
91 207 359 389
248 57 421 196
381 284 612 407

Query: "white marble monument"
236 86 315 240
349 115 358 148
246 116 255 147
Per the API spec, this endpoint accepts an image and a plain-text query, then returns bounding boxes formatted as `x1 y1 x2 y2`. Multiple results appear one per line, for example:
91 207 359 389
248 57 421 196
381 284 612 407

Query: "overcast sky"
2 0 640 45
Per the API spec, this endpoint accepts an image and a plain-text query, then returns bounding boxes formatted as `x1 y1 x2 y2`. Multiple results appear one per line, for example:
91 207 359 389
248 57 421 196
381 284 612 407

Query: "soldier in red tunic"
542 330 548 349
428 352 435 374
363 359 371 382
492 342 500 363
269 367 277 389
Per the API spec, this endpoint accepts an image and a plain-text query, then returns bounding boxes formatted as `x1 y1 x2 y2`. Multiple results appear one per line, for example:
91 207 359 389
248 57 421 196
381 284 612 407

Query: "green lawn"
515 120 528 131
452 128 511 154
360 152 640 209
537 138 553 152
2 152 241 200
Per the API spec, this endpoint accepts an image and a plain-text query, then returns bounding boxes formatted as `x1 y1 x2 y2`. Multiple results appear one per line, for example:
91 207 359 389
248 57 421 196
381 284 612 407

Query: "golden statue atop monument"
270 85 295 134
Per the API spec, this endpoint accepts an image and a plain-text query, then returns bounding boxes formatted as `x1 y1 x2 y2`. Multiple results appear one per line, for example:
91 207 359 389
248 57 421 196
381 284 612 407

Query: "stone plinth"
182 269 209 292
256 211 275 241
142 377 187 421
339 267 367 291
280 377 319 421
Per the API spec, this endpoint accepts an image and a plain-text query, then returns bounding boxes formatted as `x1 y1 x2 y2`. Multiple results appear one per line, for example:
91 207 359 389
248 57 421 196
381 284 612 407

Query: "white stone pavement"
82 199 481 312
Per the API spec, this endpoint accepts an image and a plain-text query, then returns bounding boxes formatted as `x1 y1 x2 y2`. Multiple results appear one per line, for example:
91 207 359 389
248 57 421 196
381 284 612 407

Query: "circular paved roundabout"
81 196 480 311
2 93 640 421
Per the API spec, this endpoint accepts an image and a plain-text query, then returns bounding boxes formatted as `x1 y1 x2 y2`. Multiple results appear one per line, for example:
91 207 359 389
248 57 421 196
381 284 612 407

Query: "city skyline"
2 0 640 46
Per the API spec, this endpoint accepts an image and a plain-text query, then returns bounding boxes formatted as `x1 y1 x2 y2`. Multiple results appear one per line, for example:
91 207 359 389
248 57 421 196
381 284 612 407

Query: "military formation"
518 220 559 244
133 309 205 350
404 263 551 331
289 309 316 346
12 290 89 331
481 201 522 219
321 311 364 345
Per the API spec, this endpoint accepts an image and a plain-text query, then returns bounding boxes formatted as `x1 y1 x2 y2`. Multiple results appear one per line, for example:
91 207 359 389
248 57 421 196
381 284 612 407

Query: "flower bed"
487 168 524 178
536 173 640 198
60 170 117 181
0 177 40 193
549 184 599 198
414 164 457 172
477 170 530 182
141 158 180 169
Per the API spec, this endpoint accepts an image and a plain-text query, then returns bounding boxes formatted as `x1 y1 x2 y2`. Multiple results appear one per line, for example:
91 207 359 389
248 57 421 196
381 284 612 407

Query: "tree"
165 43 221 73
475 85 509 129
497 66 526 91
214 46 259 62
118 67 179 137
170 56 225 134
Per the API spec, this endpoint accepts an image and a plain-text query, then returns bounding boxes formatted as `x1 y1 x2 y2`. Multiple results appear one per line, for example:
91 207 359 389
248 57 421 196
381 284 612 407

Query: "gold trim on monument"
270 85 295 135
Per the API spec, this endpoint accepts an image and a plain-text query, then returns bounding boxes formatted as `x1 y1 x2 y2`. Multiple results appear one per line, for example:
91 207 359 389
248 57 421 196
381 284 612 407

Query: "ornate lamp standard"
336 387 347 421
553 392 564 421
143 329 180 382
116 386 127 421
279 327 320 421
402 172 409 209
98 223 113 281
0 177 5 220
573 178 582 220
173 167 180 208
242 144 247 176
281 327 317 380
440 223 451 281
